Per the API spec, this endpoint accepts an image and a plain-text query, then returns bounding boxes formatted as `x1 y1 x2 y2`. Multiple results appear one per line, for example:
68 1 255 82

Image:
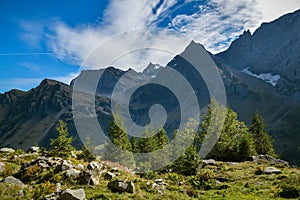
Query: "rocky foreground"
0 147 299 200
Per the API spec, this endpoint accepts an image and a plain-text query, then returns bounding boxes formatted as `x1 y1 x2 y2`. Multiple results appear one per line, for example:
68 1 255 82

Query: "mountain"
217 9 300 95
0 10 300 166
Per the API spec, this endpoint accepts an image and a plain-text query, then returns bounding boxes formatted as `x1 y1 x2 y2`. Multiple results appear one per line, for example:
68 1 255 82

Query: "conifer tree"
49 120 74 158
200 102 257 162
103 114 134 168
249 112 276 156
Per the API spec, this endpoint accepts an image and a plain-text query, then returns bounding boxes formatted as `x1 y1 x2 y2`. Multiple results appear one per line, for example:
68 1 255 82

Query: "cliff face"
217 9 300 95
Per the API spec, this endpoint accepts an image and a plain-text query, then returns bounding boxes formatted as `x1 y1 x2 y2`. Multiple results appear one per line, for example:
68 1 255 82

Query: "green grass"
0 150 299 199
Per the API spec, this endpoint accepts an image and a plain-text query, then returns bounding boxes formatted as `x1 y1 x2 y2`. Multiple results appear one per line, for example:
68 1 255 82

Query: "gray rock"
77 164 84 171
27 146 40 153
264 167 281 174
126 181 136 194
44 192 59 200
78 171 99 186
4 176 25 188
252 155 289 166
107 179 128 193
110 167 120 172
104 172 115 180
202 159 217 165
60 188 86 200
0 162 5 173
87 161 102 171
0 147 15 154
155 178 167 186
60 160 74 171
152 183 164 194
66 168 81 178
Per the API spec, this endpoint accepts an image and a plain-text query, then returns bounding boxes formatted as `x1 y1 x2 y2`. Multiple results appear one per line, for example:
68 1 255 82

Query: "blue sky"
1 0 300 93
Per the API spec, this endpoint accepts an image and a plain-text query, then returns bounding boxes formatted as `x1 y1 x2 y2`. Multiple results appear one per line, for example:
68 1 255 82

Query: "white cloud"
256 0 300 26
169 0 262 53
42 0 300 71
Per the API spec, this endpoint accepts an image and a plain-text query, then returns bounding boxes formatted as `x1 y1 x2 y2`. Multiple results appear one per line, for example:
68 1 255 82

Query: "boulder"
0 147 15 154
202 159 217 166
87 161 102 171
78 171 100 185
104 172 115 180
264 167 281 174
60 160 74 171
107 179 128 193
66 168 81 178
60 188 86 200
27 146 40 153
126 181 136 194
152 183 164 194
3 176 25 188
252 155 289 166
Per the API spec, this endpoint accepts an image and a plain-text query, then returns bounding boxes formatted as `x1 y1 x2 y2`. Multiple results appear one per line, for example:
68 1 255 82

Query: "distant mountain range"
1 9 300 165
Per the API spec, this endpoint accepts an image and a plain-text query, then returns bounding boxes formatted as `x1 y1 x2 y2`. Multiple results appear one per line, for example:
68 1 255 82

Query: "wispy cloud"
19 20 47 50
19 62 40 71
46 0 264 69
168 0 262 53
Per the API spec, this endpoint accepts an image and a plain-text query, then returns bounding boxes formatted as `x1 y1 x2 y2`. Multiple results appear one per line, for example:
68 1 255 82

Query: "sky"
0 0 300 93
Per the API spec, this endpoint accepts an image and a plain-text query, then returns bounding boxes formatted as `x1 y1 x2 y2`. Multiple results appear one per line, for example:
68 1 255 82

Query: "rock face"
217 9 300 94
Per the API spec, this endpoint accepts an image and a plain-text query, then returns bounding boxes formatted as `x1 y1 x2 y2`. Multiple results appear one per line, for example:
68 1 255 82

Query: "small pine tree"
249 112 276 156
171 119 201 175
103 114 134 169
49 120 74 158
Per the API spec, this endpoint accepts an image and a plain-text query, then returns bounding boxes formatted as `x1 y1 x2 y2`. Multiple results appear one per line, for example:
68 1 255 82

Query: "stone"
56 183 61 193
202 159 217 165
0 147 15 154
44 192 59 200
155 178 167 186
78 171 99 186
152 183 164 194
60 188 86 200
107 179 128 193
0 162 5 173
27 146 40 153
60 160 74 171
104 172 115 180
77 164 84 171
4 176 25 188
264 167 281 174
126 181 136 194
110 167 119 172
71 151 77 159
18 190 24 197
66 168 81 178
252 155 289 166
87 161 102 171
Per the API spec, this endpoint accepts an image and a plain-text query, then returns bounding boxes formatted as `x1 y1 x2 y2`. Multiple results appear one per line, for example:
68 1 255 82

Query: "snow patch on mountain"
242 68 280 86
